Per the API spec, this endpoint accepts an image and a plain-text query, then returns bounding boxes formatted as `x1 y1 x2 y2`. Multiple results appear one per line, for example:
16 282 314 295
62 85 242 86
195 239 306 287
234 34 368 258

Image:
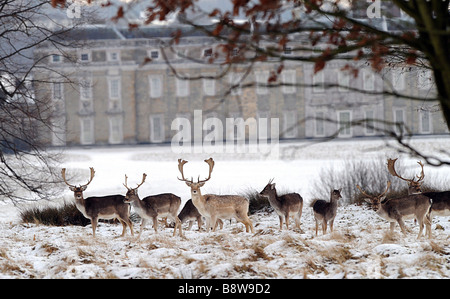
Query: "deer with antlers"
387 158 425 194
387 158 450 236
123 173 183 237
177 158 254 233
357 181 432 239
61 167 134 238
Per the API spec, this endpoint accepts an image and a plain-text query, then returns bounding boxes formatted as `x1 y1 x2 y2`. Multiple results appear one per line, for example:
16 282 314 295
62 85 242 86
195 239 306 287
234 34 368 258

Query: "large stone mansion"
33 19 447 147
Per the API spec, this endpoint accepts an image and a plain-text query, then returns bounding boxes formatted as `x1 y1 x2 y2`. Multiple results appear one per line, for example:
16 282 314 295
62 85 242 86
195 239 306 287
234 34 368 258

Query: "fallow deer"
387 158 425 194
311 189 342 235
61 167 134 238
177 199 224 231
357 181 432 238
123 173 183 237
388 158 450 235
177 158 254 233
259 179 303 230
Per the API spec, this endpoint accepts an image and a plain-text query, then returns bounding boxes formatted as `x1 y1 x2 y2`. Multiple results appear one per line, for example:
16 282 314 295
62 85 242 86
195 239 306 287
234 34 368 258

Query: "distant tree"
0 0 84 203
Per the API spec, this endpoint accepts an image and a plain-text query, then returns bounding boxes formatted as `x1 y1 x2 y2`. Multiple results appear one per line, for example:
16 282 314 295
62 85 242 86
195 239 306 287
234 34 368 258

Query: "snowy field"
0 137 449 279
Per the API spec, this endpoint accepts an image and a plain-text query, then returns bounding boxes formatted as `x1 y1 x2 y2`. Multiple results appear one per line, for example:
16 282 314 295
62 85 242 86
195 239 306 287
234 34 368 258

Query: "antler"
356 181 391 199
198 158 215 184
387 158 425 186
61 167 95 189
177 159 193 183
124 173 147 190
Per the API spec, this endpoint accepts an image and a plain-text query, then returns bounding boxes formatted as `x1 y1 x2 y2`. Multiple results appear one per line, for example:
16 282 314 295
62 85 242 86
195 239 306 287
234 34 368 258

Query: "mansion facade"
33 25 448 147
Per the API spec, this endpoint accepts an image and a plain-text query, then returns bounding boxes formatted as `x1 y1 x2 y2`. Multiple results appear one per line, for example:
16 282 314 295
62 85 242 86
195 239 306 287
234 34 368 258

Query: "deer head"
177 158 214 195
61 167 95 200
387 158 424 194
123 173 147 203
259 178 276 198
357 181 391 211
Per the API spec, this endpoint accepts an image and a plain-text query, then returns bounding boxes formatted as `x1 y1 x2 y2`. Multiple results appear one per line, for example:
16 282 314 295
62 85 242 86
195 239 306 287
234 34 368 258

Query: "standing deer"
177 158 254 233
357 181 432 238
388 158 450 235
387 158 425 194
311 189 342 235
123 173 183 237
61 167 134 238
259 179 303 230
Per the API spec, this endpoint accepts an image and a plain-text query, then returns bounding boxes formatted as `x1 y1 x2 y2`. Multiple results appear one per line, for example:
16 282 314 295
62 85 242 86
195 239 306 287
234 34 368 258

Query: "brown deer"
177 199 224 231
311 189 342 235
177 158 254 233
357 181 432 238
61 167 134 238
123 173 183 237
388 158 450 235
259 179 303 230
387 158 425 194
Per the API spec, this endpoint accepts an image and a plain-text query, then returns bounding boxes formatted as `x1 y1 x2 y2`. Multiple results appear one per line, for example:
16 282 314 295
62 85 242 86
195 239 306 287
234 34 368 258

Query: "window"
80 53 90 62
419 109 432 134
315 111 325 137
393 108 405 134
418 70 433 90
338 111 352 137
283 46 293 55
313 71 325 93
255 71 269 95
392 68 405 91
108 78 120 99
51 54 62 63
150 114 164 142
363 69 375 91
51 117 66 146
365 110 375 135
283 111 297 138
149 75 162 98
338 70 350 92
176 78 189 97
80 79 92 100
149 50 159 60
203 75 215 96
203 48 213 58
80 117 94 145
52 82 63 99
108 51 120 61
108 116 123 144
229 72 243 96
282 70 296 94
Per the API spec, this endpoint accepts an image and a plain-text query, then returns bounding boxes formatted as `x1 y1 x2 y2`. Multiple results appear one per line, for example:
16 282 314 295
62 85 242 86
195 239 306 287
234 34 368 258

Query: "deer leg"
330 218 334 233
294 213 301 230
139 219 147 238
315 218 319 236
118 219 127 237
210 215 218 232
396 218 407 235
285 212 290 230
91 217 98 238
197 216 203 231
278 216 283 230
322 219 327 235
152 217 158 234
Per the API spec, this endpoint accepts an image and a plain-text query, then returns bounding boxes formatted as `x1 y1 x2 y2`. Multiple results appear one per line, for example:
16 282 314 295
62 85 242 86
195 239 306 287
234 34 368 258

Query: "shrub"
19 202 90 226
241 188 273 214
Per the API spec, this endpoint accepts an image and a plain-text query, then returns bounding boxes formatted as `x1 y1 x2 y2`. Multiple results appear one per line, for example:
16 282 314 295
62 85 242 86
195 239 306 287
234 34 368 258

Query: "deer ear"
198 182 206 187
80 185 88 191
363 197 372 204
69 186 76 192
185 181 192 187
271 183 276 189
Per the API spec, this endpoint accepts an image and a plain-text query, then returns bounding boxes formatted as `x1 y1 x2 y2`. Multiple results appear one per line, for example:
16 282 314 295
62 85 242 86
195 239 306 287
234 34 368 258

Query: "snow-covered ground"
0 137 449 278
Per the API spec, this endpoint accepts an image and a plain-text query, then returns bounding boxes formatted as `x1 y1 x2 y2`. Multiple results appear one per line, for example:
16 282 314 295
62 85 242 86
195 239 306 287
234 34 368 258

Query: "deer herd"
61 157 450 240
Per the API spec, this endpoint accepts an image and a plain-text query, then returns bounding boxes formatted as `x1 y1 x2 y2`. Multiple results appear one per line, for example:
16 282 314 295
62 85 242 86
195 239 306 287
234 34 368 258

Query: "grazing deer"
357 181 432 238
61 167 134 238
123 174 183 237
177 158 254 233
387 158 425 194
311 189 342 235
178 199 204 231
259 179 303 230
